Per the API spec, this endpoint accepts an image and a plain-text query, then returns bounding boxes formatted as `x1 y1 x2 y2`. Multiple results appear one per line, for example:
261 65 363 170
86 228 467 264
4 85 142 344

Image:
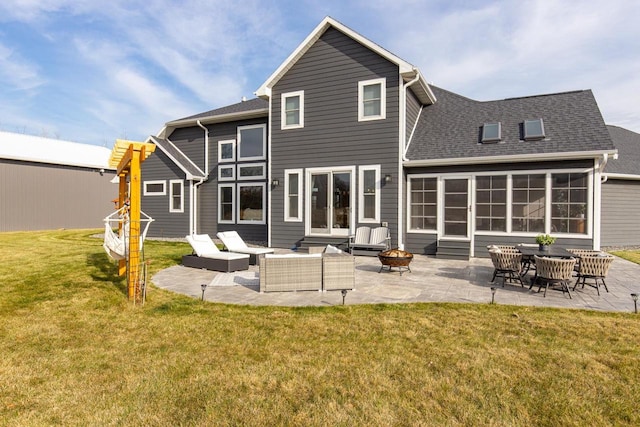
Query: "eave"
403 149 618 168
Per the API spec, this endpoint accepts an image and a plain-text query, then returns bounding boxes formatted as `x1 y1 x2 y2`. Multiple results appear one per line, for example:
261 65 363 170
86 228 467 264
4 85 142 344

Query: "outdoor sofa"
259 249 355 293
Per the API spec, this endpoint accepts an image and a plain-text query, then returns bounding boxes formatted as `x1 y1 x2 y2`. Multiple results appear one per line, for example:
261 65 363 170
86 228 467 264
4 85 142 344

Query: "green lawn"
1 230 639 426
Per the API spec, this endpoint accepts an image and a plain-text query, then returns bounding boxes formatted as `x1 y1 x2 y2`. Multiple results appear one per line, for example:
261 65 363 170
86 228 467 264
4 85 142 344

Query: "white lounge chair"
184 234 249 272
216 231 274 265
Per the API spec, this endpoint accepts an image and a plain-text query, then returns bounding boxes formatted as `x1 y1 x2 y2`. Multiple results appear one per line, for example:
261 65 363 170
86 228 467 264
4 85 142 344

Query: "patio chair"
184 234 249 272
531 255 576 298
348 226 390 256
489 251 525 288
566 249 604 273
216 231 274 265
573 254 614 295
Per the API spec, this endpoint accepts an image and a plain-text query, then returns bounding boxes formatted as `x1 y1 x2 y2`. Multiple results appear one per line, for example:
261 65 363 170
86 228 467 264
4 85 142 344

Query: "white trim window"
284 169 303 222
358 78 386 121
237 124 266 161
408 177 438 231
475 175 507 231
143 180 166 196
218 165 235 181
218 139 236 163
237 162 266 180
218 184 235 224
358 165 380 223
551 172 588 234
238 182 266 224
281 90 304 129
512 174 546 233
169 180 184 213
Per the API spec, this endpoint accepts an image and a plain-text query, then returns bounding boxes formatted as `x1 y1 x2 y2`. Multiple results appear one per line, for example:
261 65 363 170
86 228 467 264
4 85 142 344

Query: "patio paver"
151 252 640 312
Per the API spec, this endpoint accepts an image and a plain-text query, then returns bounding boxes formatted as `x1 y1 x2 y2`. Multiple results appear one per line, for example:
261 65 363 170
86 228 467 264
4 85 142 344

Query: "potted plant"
535 234 556 251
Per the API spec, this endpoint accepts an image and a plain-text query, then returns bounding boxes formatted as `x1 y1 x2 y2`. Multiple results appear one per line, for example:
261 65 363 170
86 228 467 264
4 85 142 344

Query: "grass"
1 229 639 426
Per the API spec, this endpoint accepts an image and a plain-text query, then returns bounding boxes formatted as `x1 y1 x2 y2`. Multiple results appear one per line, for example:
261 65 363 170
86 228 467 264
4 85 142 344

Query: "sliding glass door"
308 169 353 236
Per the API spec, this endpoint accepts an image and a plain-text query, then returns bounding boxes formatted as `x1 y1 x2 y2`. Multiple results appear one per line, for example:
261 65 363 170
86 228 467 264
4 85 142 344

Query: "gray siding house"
140 17 638 257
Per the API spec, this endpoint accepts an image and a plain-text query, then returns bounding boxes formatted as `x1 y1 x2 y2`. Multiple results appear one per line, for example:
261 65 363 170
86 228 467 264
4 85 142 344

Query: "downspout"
192 120 210 235
397 68 422 250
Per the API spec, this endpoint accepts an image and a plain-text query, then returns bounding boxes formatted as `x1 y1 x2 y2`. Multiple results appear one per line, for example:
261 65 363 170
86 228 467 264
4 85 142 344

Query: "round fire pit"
378 248 413 275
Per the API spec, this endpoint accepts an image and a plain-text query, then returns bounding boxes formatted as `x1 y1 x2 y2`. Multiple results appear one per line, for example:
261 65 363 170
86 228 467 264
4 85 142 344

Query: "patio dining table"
517 246 576 259
517 245 577 288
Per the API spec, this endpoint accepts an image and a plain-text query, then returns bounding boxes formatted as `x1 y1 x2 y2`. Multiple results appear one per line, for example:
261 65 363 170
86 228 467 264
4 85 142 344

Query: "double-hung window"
169 180 183 213
358 78 386 121
281 91 304 129
359 165 380 223
218 184 235 224
284 169 302 222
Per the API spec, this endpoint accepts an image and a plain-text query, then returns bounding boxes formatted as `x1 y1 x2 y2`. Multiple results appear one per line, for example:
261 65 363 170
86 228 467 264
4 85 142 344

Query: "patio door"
443 177 470 239
308 169 353 236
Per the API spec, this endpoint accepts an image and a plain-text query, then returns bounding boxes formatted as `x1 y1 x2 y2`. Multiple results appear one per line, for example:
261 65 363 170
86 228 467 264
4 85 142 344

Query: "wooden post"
108 140 156 303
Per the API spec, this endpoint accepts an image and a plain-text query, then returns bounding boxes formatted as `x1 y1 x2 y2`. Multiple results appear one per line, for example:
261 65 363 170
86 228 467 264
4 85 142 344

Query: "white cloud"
0 42 44 92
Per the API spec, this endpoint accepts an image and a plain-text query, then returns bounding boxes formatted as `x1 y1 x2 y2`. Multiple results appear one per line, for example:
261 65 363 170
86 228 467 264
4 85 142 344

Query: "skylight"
524 118 545 140
481 122 501 143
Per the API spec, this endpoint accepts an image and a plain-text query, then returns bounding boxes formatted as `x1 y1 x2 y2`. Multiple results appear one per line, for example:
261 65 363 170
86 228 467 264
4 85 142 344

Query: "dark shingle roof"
169 98 268 123
406 86 616 162
149 136 205 179
605 125 640 176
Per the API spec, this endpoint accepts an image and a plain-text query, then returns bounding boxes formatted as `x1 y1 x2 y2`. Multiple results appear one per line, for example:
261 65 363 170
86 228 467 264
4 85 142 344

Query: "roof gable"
149 136 205 180
255 16 435 105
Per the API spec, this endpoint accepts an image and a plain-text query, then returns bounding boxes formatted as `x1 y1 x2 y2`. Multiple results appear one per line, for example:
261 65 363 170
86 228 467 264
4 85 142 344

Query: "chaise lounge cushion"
186 234 249 261
217 231 274 265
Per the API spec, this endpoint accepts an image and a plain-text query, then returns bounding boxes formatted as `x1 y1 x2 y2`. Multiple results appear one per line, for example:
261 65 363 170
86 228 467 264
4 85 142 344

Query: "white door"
308 170 352 236
443 178 470 239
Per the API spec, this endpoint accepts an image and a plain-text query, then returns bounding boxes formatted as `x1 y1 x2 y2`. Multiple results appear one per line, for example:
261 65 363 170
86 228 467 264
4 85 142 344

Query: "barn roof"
0 131 113 170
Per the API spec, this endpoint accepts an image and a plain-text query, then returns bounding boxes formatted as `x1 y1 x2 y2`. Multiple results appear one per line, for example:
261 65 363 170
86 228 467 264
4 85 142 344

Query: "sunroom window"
475 176 506 231
512 174 546 232
409 177 437 230
551 173 588 234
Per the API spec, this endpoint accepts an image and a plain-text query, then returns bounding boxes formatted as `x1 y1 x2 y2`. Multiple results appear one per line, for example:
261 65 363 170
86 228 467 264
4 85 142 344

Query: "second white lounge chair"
216 231 274 265
184 234 249 272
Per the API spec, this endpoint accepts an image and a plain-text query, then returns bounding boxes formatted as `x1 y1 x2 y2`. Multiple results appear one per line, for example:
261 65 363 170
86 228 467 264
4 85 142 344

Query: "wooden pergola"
108 139 156 302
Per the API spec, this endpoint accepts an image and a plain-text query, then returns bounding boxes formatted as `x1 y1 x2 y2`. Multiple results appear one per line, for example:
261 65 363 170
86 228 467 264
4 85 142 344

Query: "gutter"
190 120 210 234
396 68 422 250
598 152 618 183
403 150 618 168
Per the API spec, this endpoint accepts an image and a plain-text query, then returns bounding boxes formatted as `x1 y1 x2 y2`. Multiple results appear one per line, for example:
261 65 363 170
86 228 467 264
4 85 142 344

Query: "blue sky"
1 0 639 148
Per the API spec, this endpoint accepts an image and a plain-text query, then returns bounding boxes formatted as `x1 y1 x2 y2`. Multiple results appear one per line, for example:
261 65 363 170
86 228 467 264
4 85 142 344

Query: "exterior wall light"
272 179 280 187
384 174 392 183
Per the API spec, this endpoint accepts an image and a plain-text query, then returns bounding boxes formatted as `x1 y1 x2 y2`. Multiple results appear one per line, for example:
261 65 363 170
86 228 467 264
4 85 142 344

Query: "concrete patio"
151 252 640 312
